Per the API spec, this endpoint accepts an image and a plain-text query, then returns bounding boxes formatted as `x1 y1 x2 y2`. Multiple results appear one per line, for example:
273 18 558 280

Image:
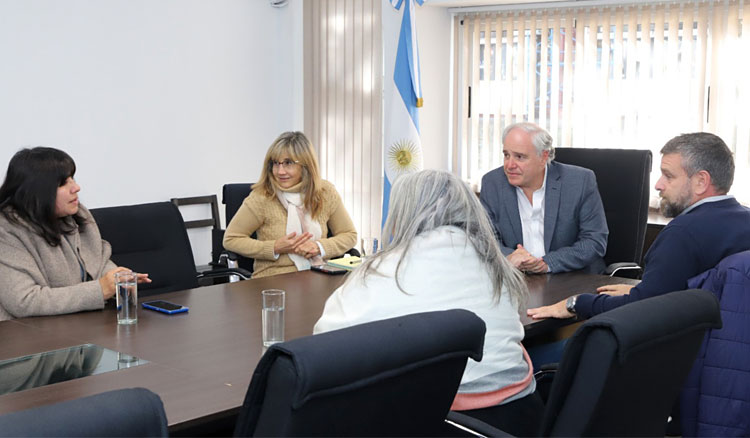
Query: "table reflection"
0 344 147 396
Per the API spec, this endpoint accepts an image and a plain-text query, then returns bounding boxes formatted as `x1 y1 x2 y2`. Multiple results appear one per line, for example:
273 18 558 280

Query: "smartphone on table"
142 300 189 314
311 265 349 275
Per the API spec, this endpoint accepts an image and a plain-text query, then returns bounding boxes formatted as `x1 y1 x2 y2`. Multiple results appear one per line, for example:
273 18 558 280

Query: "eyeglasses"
271 159 300 169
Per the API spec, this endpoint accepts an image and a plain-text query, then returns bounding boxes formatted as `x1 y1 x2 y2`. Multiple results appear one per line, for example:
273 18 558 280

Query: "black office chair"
170 194 223 265
448 289 722 437
0 388 168 437
223 183 253 226
554 148 652 278
218 183 256 272
217 183 361 275
234 309 485 437
91 202 251 296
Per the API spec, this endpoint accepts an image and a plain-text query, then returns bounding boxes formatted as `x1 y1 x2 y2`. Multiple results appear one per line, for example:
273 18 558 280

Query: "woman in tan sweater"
223 132 357 278
0 147 149 321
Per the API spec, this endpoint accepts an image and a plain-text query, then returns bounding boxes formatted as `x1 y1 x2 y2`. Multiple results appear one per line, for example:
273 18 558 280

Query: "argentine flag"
383 0 424 228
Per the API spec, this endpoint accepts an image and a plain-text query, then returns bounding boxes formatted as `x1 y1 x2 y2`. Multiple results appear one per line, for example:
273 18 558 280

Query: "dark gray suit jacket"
480 160 608 273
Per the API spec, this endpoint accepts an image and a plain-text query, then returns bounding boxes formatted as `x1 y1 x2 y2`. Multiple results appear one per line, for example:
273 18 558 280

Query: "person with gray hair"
480 122 608 274
314 169 543 436
529 132 750 320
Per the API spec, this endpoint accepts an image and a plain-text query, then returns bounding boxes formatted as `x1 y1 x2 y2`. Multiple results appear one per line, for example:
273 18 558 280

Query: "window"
453 1 749 205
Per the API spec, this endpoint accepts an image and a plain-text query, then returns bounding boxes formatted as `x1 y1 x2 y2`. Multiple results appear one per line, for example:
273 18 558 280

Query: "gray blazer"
480 160 608 274
0 206 115 321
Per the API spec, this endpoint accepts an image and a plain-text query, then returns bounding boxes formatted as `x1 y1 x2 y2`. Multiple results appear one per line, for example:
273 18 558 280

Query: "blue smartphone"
142 300 189 315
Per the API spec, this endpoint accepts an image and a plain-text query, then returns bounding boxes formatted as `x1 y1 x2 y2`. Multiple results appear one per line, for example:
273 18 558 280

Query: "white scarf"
277 191 324 270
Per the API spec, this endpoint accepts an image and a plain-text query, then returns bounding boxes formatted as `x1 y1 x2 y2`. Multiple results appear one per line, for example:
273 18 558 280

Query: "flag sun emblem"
386 139 423 181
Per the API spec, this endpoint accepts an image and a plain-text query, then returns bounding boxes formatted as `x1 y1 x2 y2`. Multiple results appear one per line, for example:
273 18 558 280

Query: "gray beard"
659 197 688 218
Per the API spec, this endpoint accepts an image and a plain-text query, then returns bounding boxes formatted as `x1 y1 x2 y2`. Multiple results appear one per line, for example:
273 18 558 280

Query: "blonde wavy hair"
254 131 325 218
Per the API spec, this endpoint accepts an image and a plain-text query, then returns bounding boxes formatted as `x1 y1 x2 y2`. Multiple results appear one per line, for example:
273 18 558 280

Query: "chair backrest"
221 183 256 272
170 195 221 230
91 202 199 295
223 183 254 225
171 195 223 265
553 148 652 267
540 289 722 437
0 388 168 437
234 309 486 437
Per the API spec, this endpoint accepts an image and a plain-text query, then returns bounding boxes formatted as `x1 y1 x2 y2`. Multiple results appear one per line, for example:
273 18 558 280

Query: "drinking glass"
262 289 285 347
115 271 138 325
361 237 380 258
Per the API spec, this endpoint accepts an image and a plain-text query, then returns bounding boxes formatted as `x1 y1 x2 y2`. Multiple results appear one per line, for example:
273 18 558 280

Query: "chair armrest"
212 250 243 269
197 267 252 280
534 363 559 404
604 262 643 279
536 362 559 373
210 250 235 268
445 411 514 437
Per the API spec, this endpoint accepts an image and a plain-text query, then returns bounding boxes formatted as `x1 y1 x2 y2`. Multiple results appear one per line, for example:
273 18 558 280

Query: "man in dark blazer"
480 122 608 274
528 132 750 320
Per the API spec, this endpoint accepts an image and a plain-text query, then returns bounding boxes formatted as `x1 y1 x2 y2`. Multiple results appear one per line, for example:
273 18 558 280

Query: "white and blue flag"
383 0 424 227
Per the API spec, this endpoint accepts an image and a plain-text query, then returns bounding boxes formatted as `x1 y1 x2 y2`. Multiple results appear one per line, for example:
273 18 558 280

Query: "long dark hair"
0 147 86 246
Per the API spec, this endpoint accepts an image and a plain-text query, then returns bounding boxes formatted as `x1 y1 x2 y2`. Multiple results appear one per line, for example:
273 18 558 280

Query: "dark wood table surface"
0 270 638 431
522 271 639 337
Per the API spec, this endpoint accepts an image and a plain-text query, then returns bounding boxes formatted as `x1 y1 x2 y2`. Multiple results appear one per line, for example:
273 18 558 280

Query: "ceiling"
425 0 593 8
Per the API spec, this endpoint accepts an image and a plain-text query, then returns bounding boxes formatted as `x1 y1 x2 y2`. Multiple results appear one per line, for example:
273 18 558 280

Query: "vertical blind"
454 0 750 204
304 0 383 241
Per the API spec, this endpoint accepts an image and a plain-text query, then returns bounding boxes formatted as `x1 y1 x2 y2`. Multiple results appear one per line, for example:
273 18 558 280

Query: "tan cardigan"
0 206 116 321
223 180 357 278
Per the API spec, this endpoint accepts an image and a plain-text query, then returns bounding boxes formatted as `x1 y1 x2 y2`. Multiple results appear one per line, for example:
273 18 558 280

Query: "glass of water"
262 289 285 347
115 271 138 325
361 237 380 258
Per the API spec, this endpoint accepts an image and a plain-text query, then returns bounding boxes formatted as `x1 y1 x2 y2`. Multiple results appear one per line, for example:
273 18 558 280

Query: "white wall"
0 0 304 265
382 0 452 172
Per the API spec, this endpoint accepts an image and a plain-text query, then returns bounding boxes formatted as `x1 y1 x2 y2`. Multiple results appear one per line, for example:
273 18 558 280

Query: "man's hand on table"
527 299 574 320
518 257 548 274
528 282 636 320
509 244 548 274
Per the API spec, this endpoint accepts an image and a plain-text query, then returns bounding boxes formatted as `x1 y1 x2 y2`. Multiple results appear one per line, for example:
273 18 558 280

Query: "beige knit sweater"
223 180 357 278
0 206 115 321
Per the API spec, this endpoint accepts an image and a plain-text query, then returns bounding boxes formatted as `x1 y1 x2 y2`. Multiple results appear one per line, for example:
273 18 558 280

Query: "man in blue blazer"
480 122 608 274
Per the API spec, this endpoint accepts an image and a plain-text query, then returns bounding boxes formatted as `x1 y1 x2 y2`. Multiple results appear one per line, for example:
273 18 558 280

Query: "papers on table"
326 256 362 271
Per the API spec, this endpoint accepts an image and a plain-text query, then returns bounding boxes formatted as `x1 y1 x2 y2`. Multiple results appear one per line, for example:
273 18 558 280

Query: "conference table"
0 270 638 433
